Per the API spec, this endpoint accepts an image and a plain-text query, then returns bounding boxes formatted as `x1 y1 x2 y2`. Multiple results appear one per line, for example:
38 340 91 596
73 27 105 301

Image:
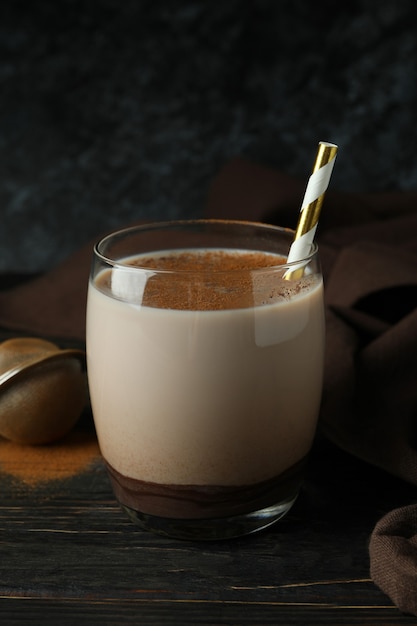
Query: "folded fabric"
321 240 417 486
370 504 417 616
0 241 91 342
0 220 144 343
0 157 416 614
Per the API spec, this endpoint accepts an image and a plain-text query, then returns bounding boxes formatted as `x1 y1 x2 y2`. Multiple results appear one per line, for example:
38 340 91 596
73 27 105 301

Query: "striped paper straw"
286 141 338 265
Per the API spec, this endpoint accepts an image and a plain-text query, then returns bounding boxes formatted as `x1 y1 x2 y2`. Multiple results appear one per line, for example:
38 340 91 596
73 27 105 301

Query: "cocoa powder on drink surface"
140 250 287 310
103 250 301 311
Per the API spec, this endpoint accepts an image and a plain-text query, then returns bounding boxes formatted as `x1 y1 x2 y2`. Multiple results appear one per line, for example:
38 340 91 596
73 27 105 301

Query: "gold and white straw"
286 141 338 265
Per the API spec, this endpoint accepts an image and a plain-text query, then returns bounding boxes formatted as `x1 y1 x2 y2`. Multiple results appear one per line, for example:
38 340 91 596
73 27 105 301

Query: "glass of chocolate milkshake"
86 220 325 540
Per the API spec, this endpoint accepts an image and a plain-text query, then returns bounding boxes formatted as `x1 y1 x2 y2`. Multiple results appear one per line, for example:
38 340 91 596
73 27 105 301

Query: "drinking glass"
86 220 325 540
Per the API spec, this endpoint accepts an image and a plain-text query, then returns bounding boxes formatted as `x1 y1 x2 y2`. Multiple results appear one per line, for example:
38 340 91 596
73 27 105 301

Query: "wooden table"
1 405 416 625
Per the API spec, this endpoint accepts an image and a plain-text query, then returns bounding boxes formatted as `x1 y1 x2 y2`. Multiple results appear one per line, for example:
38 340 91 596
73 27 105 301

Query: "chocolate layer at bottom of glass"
105 458 306 540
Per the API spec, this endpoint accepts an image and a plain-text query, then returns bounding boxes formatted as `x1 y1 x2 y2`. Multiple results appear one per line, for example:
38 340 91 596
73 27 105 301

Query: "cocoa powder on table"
0 426 101 487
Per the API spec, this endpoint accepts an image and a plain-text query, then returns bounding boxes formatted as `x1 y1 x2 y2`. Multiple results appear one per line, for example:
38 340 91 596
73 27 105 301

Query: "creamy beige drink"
86 245 324 531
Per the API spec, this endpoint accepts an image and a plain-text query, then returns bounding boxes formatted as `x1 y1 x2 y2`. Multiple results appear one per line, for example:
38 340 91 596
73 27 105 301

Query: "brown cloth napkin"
0 158 417 614
0 221 144 343
370 504 417 616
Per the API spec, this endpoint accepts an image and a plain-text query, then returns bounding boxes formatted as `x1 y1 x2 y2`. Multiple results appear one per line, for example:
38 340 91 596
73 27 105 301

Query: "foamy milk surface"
86 249 325 486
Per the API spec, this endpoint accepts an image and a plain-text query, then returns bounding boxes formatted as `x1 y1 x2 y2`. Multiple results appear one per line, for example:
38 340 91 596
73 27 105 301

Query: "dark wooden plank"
0 598 416 626
0 425 416 624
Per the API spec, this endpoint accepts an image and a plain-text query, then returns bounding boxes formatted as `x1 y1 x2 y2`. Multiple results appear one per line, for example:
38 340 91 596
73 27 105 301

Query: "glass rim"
93 219 319 274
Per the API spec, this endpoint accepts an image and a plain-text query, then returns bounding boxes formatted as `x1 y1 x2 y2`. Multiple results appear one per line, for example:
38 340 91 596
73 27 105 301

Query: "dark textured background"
1 0 417 272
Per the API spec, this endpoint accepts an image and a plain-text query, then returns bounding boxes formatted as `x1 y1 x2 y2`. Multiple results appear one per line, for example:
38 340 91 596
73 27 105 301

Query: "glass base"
121 494 298 541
